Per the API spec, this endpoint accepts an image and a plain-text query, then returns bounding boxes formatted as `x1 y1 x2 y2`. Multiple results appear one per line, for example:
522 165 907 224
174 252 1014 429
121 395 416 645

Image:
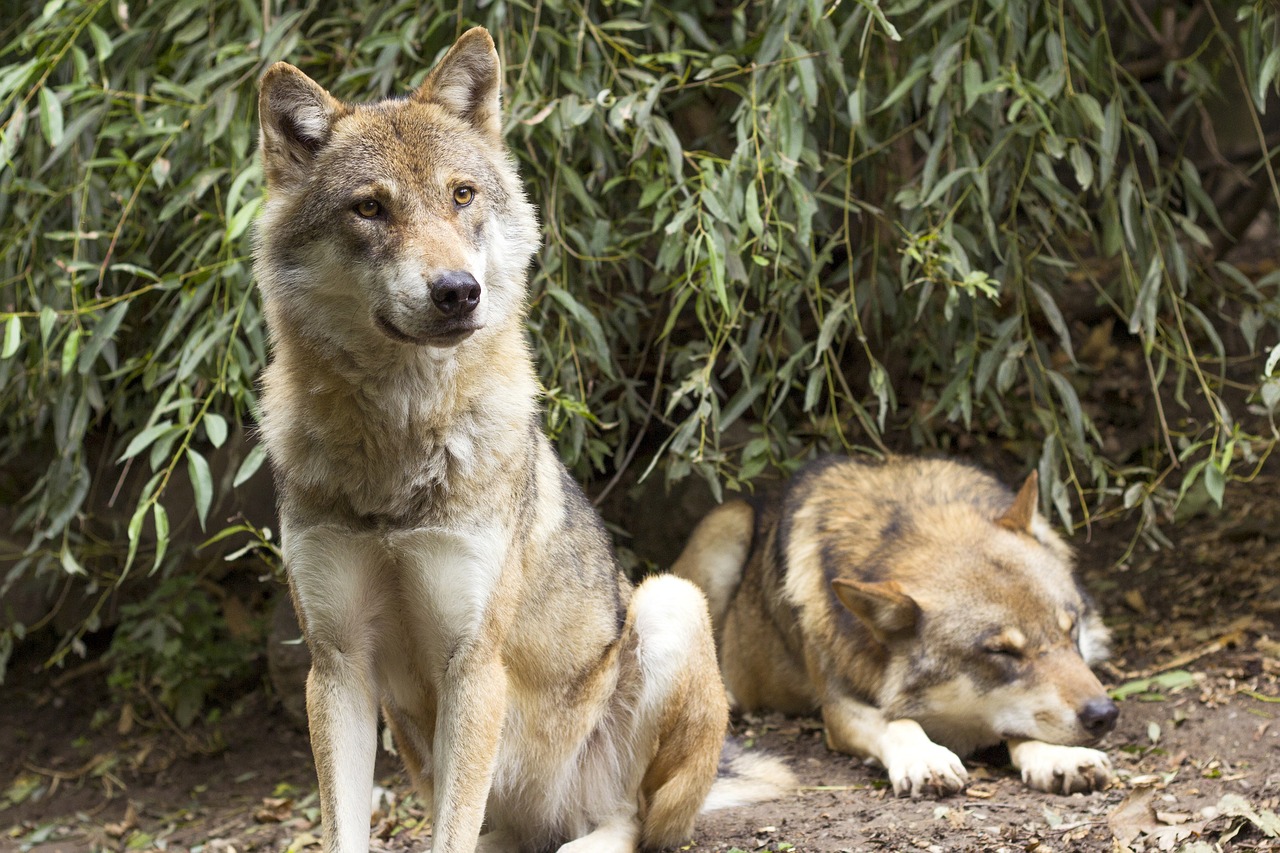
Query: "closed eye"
981 626 1028 660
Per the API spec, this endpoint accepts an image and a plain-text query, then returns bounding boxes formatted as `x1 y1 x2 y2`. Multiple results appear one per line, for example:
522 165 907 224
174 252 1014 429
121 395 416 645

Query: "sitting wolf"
255 26 788 853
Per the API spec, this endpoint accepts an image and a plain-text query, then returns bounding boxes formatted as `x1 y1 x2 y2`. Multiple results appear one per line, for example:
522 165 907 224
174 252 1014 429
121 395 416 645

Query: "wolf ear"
413 27 502 139
258 62 343 190
831 579 920 642
996 471 1039 533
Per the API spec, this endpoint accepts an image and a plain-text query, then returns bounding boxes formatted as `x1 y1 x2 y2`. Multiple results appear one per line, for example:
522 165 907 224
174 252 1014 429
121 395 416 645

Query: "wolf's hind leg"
630 575 729 850
475 829 520 853
382 702 435 817
555 814 639 853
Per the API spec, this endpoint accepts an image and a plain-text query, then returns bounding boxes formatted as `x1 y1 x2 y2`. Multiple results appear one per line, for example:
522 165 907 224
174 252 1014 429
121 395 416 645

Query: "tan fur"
254 28 789 853
673 455 1118 797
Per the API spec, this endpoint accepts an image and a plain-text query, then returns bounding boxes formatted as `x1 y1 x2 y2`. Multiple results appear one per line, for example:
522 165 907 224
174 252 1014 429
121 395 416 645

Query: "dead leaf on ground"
223 594 255 641
1108 788 1209 852
1217 792 1280 838
104 801 138 838
288 830 320 850
1109 789 1156 847
1124 588 1148 613
255 796 294 823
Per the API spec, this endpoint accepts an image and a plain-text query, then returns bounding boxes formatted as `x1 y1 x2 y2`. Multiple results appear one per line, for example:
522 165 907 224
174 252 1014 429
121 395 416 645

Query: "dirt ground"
3 473 1279 853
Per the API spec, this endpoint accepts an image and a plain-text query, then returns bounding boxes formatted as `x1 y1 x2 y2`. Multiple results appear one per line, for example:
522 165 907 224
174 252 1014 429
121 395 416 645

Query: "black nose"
1079 696 1119 737
430 271 481 318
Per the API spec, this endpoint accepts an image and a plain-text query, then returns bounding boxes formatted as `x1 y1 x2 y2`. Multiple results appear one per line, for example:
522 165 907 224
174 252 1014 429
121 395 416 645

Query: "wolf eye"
453 186 475 207
986 644 1024 659
354 199 382 219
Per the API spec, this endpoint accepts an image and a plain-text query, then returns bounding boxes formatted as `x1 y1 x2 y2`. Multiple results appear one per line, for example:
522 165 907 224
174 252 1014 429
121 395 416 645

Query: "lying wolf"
674 455 1118 797
254 27 787 853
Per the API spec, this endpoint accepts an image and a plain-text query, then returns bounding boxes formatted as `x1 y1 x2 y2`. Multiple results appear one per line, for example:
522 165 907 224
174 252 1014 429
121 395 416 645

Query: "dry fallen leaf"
104 801 138 838
1124 588 1148 613
117 702 134 736
289 831 320 849
254 796 294 823
1217 793 1280 838
223 593 255 640
1126 774 1166 788
1109 788 1209 852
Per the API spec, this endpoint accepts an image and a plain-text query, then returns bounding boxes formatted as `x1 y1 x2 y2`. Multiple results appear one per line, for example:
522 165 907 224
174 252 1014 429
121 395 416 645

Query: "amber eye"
453 186 475 207
354 199 382 218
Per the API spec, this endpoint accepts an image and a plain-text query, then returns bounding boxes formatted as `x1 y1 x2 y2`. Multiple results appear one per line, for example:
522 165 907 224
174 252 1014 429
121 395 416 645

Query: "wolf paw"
1015 742 1112 794
553 818 639 853
886 742 968 798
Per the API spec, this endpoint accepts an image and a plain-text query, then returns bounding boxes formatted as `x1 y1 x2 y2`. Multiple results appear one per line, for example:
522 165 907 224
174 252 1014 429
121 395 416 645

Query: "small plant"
104 575 261 729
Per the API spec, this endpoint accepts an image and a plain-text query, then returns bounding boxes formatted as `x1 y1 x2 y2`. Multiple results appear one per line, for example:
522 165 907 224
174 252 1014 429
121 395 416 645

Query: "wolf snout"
1078 696 1118 738
431 271 482 318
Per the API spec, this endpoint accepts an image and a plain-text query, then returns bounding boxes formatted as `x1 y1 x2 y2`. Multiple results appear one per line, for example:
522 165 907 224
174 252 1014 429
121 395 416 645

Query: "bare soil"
3 474 1279 853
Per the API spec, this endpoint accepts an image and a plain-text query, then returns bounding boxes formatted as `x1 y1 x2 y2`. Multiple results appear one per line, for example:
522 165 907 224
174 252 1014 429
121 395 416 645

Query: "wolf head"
254 28 538 360
831 472 1119 756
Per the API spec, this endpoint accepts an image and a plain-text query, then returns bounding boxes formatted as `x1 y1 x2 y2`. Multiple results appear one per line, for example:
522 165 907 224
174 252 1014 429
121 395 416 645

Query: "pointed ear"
831 579 920 642
413 27 501 138
997 471 1039 533
258 62 343 190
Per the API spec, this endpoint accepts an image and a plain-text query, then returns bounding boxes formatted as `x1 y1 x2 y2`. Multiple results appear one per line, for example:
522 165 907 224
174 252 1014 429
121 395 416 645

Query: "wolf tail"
700 740 796 813
671 499 756 633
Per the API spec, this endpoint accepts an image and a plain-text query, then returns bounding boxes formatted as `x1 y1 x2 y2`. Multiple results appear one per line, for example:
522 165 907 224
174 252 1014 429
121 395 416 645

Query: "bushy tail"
701 741 796 813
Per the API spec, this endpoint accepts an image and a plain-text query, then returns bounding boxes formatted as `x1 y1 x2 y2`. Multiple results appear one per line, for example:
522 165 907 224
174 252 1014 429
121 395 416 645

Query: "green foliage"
104 574 261 728
1109 669 1197 702
0 0 1278 717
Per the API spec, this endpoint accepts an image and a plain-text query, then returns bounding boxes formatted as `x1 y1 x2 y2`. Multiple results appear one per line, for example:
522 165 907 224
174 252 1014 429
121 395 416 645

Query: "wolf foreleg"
822 696 968 797
289 527 386 853
1008 739 1112 794
307 650 379 853
430 649 508 852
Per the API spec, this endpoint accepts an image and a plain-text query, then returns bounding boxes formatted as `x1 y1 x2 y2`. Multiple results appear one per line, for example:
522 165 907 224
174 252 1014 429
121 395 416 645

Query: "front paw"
885 741 968 797
1015 742 1112 794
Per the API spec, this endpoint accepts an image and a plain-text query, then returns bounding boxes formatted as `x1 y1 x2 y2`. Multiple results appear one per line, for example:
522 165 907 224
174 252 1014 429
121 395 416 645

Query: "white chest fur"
284 522 509 684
